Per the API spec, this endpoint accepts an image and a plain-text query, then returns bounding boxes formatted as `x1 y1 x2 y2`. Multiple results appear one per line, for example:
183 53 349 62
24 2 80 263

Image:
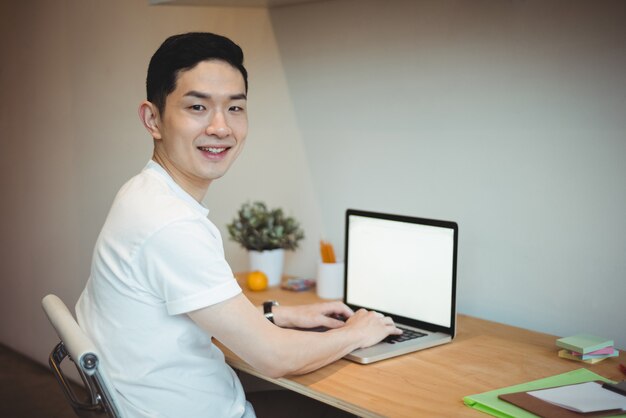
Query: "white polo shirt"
76 161 249 418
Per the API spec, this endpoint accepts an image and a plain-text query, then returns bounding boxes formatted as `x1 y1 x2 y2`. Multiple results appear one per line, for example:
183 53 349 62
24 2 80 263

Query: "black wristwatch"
263 300 279 324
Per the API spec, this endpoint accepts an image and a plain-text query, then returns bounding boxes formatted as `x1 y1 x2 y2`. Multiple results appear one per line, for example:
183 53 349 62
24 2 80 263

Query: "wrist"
263 300 279 324
339 320 368 350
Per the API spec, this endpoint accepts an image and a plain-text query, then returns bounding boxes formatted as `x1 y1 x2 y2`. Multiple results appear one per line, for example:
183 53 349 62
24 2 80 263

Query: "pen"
602 380 626 396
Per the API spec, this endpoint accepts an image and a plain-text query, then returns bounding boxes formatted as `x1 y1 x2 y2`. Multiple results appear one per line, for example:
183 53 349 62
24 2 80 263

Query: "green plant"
227 201 305 251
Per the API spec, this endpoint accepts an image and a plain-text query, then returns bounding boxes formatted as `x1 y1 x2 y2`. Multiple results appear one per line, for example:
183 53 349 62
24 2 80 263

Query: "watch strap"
263 300 279 324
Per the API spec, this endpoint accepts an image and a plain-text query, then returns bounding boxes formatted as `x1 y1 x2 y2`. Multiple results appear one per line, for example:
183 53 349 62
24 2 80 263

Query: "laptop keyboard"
297 323 428 345
383 326 427 344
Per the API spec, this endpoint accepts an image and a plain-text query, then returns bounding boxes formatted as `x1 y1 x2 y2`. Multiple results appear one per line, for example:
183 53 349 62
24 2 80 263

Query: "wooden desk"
220 275 624 417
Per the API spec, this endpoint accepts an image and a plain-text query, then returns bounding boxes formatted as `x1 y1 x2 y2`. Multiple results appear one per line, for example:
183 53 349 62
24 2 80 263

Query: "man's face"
150 60 248 198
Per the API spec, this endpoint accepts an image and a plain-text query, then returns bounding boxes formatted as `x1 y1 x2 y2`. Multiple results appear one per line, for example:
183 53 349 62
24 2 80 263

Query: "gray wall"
270 0 626 346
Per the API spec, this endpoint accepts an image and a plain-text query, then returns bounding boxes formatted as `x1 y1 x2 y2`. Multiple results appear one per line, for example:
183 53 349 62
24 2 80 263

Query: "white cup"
316 262 345 299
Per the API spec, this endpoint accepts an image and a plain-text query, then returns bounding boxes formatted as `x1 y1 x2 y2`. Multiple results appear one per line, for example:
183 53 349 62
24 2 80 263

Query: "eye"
189 104 206 111
229 105 245 112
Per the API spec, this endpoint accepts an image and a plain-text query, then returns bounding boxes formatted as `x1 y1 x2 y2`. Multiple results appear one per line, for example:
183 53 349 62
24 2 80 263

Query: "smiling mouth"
198 146 228 154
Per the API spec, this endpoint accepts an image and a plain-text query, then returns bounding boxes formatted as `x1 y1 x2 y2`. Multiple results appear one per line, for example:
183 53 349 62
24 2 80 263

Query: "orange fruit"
247 271 268 291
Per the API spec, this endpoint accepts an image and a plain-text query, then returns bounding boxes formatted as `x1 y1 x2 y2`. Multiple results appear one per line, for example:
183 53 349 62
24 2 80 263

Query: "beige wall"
0 0 321 362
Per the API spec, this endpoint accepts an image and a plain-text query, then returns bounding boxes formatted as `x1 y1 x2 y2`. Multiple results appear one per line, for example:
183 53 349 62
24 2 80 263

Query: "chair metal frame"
42 294 124 418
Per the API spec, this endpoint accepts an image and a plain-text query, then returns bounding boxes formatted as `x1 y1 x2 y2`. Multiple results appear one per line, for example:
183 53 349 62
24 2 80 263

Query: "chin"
201 170 227 182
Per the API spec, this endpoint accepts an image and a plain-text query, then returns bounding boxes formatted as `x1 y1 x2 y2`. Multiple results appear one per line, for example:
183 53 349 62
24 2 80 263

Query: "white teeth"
199 147 226 154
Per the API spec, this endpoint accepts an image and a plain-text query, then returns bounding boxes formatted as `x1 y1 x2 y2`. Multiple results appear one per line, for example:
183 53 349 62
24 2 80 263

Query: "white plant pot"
248 248 285 287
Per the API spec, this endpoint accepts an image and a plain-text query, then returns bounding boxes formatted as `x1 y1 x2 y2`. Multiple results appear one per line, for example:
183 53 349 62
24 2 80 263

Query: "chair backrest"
42 294 124 418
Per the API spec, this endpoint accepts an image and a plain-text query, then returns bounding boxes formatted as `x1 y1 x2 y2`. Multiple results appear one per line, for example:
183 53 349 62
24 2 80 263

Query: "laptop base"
345 333 452 364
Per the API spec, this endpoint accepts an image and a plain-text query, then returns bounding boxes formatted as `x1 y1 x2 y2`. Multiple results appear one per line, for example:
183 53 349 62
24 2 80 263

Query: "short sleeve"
137 218 242 315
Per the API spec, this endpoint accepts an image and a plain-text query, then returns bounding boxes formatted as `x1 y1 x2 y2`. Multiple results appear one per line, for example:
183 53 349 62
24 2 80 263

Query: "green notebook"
463 368 622 418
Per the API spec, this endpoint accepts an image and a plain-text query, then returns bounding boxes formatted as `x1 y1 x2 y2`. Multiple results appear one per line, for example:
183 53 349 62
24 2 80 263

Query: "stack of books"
556 334 618 364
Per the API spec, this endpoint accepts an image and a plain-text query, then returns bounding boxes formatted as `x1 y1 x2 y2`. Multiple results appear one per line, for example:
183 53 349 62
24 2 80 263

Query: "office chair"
42 294 124 418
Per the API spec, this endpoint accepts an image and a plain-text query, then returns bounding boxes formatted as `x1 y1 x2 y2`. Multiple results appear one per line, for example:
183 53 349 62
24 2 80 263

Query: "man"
76 32 400 418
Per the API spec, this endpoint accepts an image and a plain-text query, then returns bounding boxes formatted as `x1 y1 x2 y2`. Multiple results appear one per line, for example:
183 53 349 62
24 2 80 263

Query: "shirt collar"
144 160 210 217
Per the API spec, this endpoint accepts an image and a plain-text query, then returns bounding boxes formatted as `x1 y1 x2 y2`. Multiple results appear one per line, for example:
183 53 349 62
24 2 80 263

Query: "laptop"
342 209 458 364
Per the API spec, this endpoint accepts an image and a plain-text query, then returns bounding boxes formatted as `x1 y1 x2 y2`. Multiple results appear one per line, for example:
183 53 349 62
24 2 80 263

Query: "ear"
138 101 162 140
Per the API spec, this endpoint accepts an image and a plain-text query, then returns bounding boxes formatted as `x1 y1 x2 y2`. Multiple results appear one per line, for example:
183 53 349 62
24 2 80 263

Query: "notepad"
558 349 618 364
463 368 622 418
528 382 626 413
573 346 617 356
557 334 614 354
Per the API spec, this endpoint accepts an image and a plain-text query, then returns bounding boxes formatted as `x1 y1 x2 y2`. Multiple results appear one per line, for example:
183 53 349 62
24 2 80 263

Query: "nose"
205 111 232 138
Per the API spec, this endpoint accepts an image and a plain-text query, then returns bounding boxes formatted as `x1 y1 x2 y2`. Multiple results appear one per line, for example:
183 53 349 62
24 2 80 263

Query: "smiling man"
76 32 400 418
141 58 248 200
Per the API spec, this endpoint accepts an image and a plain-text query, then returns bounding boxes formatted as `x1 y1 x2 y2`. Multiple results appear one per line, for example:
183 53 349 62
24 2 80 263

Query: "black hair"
146 32 248 114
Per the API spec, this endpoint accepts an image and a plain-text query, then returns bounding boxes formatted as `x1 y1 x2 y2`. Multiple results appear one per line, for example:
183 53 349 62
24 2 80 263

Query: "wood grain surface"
217 274 624 417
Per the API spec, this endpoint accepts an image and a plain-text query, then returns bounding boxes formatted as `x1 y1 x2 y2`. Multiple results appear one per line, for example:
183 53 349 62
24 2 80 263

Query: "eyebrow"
184 90 247 101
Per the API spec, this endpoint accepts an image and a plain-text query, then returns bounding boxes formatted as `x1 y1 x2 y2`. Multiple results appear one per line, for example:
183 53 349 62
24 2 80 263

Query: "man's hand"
272 302 354 329
343 308 402 349
190 295 403 377
274 304 403 350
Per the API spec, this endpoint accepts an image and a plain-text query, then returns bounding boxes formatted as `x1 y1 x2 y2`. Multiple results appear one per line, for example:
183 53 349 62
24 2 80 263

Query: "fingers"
356 309 402 334
381 314 402 334
341 308 402 335
388 321 403 335
323 301 354 318
317 302 353 326
346 309 403 348
321 317 348 329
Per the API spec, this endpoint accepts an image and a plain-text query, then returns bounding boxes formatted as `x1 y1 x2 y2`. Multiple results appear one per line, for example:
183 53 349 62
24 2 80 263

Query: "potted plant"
227 201 304 286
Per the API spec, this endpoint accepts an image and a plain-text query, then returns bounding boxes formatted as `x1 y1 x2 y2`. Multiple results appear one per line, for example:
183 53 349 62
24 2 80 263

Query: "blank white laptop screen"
346 213 455 328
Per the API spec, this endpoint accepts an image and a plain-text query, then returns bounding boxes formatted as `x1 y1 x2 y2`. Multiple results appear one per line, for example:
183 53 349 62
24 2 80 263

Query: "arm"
262 301 355 329
188 293 400 378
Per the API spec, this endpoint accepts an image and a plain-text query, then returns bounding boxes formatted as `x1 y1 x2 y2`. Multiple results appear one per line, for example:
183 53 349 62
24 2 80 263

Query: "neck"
151 152 209 202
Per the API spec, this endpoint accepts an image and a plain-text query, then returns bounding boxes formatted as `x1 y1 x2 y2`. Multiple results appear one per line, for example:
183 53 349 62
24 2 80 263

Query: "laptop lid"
344 209 458 338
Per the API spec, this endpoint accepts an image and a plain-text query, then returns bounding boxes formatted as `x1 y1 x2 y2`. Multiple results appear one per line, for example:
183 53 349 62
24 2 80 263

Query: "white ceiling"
149 0 326 8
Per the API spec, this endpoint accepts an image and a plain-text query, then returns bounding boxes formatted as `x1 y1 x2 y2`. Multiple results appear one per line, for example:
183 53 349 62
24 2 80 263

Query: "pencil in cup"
319 240 336 263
